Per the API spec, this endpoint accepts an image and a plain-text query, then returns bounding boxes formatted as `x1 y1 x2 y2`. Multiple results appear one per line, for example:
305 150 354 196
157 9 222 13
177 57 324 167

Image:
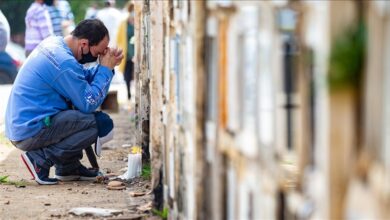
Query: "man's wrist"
100 63 114 70
98 65 114 76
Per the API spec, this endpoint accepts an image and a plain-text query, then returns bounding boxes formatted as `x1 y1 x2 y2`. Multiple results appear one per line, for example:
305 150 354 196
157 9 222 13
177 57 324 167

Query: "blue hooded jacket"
5 36 113 141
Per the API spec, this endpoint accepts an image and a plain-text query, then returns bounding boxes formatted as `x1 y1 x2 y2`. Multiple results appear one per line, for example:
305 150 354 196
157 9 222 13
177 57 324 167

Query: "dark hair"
44 0 54 6
71 19 109 46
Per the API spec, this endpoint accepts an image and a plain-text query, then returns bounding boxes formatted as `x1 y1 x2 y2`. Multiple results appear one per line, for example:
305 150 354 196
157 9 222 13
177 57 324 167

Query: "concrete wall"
133 0 390 219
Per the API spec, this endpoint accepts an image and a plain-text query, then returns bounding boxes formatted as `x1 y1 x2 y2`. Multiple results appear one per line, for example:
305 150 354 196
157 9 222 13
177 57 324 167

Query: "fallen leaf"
136 202 152 212
107 185 126 190
121 144 131 148
119 167 128 172
108 181 124 187
129 191 146 197
95 176 105 183
105 168 113 174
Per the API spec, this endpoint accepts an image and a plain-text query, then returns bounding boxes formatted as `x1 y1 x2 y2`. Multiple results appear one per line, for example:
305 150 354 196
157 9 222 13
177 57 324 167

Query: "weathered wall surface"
133 0 390 219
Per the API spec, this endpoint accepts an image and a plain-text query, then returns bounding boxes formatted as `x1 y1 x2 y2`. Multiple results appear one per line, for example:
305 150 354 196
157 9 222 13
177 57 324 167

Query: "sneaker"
55 164 99 181
20 152 58 185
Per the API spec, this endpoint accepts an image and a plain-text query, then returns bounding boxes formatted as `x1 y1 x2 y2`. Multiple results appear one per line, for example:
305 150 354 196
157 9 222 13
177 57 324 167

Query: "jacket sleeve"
84 65 99 83
53 64 113 113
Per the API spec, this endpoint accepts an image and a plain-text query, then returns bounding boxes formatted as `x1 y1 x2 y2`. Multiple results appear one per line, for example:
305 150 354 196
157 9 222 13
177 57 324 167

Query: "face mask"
78 47 98 64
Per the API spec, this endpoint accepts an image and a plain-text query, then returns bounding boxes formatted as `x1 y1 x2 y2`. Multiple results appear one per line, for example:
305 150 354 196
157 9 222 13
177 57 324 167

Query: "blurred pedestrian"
117 1 135 100
96 0 123 47
44 0 63 36
57 0 75 35
85 2 98 19
24 0 54 56
0 9 10 51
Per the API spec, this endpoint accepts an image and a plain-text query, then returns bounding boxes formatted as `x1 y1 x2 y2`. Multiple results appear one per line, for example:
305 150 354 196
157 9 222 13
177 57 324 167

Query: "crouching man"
5 19 123 185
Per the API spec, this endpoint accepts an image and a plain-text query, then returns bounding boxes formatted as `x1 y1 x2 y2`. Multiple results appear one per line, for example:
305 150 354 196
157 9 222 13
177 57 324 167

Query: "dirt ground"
0 103 155 219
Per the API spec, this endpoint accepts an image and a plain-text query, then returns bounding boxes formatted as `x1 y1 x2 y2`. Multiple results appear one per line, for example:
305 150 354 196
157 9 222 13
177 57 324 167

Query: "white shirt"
96 7 124 47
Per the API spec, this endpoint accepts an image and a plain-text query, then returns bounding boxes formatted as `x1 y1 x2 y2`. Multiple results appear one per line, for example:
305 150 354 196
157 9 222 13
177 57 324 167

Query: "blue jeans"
12 110 98 173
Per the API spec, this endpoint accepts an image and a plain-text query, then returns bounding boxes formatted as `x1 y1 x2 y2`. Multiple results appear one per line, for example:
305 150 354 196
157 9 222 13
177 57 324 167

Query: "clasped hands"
99 47 124 70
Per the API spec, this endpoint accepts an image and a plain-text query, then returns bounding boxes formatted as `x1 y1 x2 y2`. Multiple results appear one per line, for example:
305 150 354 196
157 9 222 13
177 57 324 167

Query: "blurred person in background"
0 9 10 51
0 10 19 84
117 1 135 100
5 19 123 185
24 0 53 56
96 0 123 47
57 0 74 35
85 2 98 20
44 0 63 36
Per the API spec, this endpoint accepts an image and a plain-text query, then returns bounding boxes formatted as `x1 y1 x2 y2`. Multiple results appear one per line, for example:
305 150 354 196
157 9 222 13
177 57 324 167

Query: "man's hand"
99 47 124 70
113 48 124 66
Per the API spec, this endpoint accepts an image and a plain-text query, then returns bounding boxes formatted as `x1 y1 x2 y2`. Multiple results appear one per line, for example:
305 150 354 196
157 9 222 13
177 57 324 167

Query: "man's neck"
64 35 77 59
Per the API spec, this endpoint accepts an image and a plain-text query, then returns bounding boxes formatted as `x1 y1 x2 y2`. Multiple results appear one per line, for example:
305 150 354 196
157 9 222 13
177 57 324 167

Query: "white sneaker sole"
54 175 80 181
54 175 97 181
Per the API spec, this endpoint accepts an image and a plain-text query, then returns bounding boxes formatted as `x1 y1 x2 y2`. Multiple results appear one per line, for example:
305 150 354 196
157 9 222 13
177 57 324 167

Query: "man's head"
71 19 110 64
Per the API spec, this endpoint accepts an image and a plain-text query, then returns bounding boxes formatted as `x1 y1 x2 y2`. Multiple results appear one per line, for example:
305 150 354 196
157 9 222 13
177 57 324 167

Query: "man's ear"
79 39 89 47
